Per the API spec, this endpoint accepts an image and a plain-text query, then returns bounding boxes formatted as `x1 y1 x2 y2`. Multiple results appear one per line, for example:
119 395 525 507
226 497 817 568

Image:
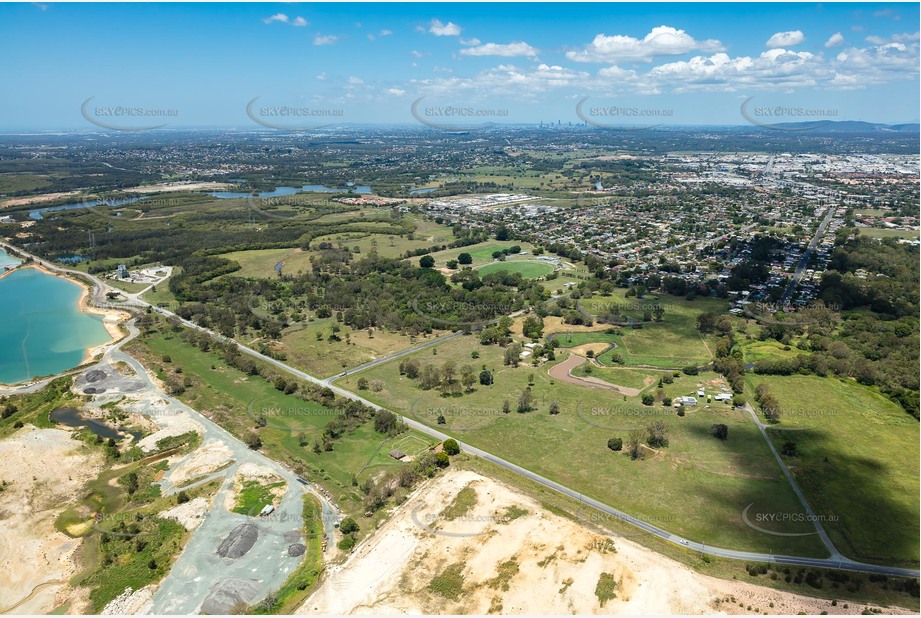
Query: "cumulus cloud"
566 26 724 62
825 32 844 47
429 19 461 36
313 34 338 46
460 42 539 58
460 38 481 46
648 49 823 92
263 13 289 25
263 13 308 27
766 30 805 48
348 76 364 85
387 88 406 96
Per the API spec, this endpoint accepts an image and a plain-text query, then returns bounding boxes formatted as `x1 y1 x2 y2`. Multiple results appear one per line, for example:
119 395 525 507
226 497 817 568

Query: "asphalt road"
782 203 837 303
4 240 918 579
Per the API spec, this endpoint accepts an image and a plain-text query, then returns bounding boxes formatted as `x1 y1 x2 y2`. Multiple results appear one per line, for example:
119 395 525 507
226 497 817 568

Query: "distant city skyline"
0 2 918 130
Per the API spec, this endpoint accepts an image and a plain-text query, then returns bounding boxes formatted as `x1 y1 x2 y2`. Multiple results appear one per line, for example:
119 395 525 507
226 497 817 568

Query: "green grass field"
571 364 665 391
563 291 724 368
477 260 555 279
128 326 437 536
272 318 441 378
426 241 537 269
745 374 920 565
339 333 827 556
857 227 920 239
219 248 314 278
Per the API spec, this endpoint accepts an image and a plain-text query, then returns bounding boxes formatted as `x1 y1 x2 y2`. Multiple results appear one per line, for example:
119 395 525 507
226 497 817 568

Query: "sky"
0 2 918 130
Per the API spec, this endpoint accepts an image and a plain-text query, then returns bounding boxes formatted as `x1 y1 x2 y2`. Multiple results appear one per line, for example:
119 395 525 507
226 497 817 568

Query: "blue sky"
0 2 918 129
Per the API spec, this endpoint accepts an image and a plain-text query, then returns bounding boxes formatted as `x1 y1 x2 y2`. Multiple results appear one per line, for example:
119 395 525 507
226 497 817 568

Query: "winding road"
2 239 917 580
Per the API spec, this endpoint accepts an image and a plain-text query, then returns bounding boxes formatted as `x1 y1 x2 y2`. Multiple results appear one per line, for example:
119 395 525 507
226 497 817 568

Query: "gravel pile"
216 523 258 559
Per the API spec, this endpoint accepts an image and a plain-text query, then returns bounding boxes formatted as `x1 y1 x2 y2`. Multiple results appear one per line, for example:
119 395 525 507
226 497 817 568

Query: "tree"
517 388 533 413
646 421 669 448
357 377 369 390
419 255 435 268
711 423 729 441
549 401 560 415
479 370 493 386
446 259 459 269
504 343 523 367
437 414 446 424
443 438 460 455
641 393 655 406
502 400 511 414
458 252 473 265
607 437 623 451
435 452 450 468
339 517 360 535
522 315 544 340
246 430 262 450
781 441 798 456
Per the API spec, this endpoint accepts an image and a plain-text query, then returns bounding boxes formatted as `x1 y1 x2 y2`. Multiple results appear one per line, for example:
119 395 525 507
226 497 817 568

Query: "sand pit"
160 497 211 531
167 439 234 486
0 427 104 614
299 468 912 615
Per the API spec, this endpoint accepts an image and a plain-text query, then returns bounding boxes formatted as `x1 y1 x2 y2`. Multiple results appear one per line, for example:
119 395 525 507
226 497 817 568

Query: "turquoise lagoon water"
0 261 111 384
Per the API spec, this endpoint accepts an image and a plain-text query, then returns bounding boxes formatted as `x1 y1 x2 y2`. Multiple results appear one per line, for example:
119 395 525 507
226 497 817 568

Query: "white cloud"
291 17 308 27
766 30 805 48
263 13 289 25
429 19 461 36
379 29 393 37
648 49 823 92
313 34 338 46
348 76 364 85
460 42 539 58
460 38 481 46
566 26 724 63
410 50 429 58
387 88 406 96
825 32 844 48
865 35 888 45
315 73 327 81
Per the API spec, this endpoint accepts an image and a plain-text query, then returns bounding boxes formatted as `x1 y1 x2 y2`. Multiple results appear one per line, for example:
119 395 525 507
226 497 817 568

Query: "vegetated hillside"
792 234 920 416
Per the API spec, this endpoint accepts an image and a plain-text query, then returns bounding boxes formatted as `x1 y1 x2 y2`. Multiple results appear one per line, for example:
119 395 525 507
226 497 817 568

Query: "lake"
0 248 21 270
0 265 112 384
29 196 150 220
208 184 372 199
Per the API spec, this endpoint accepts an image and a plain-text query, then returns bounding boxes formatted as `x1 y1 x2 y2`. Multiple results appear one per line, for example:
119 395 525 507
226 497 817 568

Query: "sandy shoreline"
0 262 130 381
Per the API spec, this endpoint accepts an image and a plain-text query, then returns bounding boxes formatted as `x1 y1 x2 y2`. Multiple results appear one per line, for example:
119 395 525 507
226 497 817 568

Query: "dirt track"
548 354 644 397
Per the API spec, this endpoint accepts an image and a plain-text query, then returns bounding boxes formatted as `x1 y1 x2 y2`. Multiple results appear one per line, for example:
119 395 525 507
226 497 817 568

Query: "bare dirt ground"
548 353 643 397
167 439 234 486
121 181 234 193
299 469 912 616
160 497 211 531
0 427 103 614
0 191 81 208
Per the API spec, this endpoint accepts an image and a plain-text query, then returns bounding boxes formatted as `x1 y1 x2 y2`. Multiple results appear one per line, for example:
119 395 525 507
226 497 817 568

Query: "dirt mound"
200 577 261 614
217 523 258 559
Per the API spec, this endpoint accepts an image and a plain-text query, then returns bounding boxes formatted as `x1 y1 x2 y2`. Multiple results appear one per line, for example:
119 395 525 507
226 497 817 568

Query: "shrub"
443 439 460 455
607 437 623 451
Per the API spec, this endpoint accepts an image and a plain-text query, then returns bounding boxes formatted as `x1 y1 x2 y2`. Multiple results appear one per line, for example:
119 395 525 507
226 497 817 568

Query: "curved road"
3 240 917 579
